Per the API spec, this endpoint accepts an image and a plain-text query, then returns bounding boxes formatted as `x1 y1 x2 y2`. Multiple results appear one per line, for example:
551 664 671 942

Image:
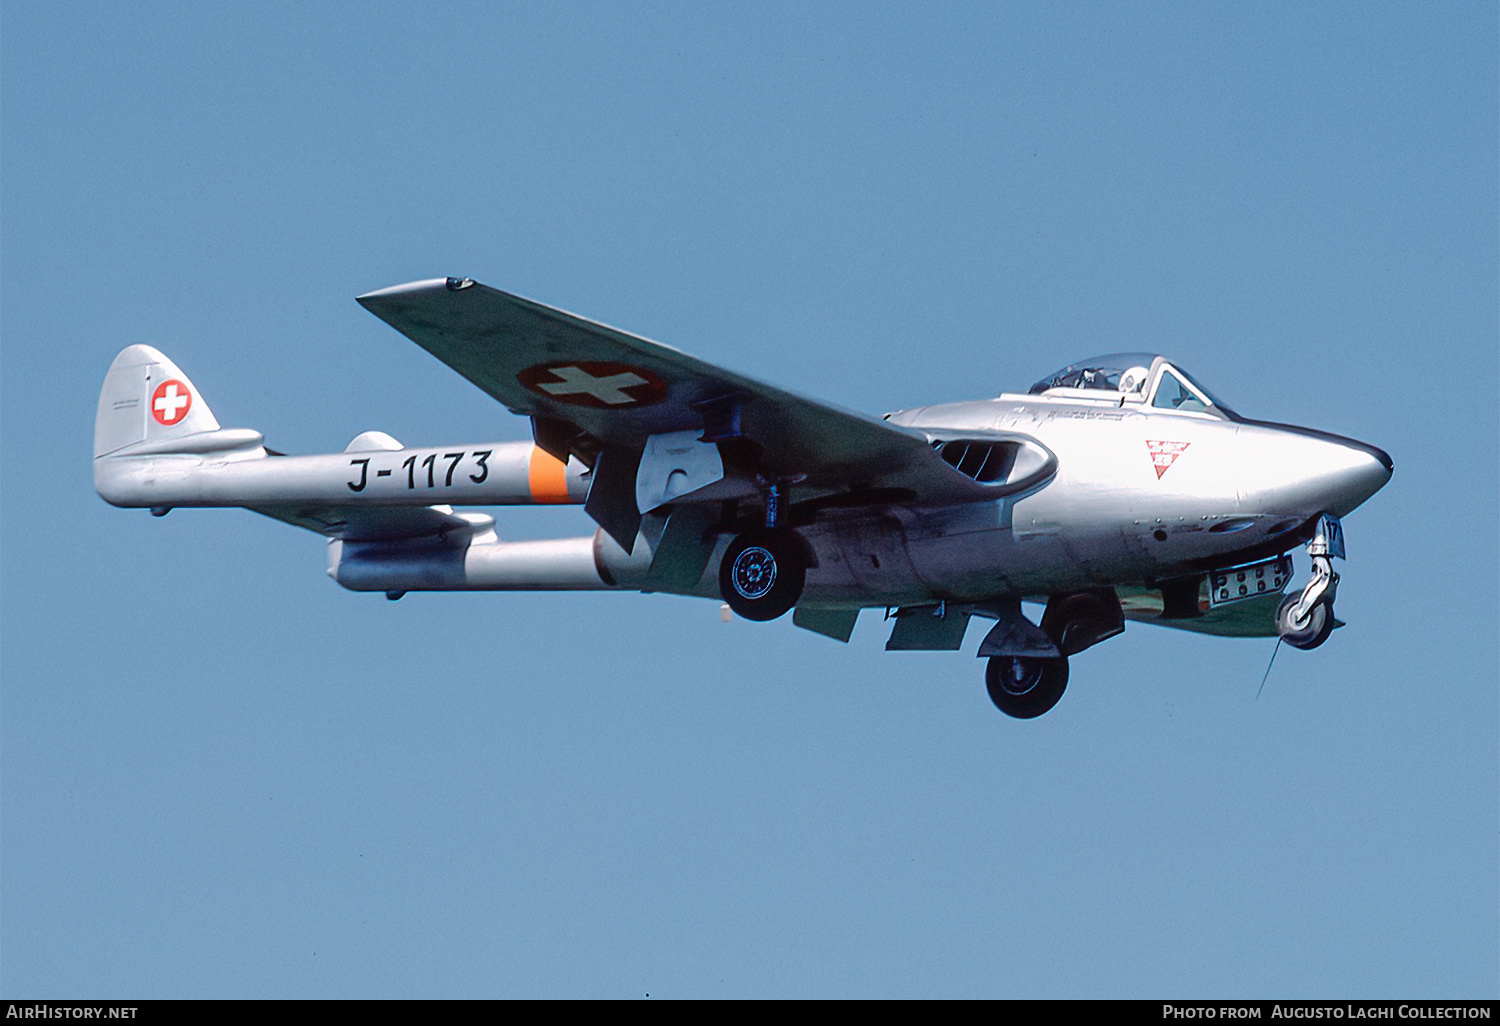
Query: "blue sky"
2 1 1495 998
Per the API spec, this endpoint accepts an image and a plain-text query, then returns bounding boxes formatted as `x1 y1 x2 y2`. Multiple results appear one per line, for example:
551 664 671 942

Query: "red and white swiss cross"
151 379 193 425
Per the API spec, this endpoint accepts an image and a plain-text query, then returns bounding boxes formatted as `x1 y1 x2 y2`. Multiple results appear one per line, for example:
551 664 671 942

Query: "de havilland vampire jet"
94 277 1392 717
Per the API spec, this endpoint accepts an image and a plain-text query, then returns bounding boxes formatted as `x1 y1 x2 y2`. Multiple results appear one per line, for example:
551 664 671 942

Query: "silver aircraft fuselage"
94 283 1392 717
96 378 1390 608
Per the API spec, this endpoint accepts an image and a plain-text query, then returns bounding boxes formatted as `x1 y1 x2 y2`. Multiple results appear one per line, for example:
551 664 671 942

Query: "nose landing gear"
1276 515 1343 650
1276 588 1335 650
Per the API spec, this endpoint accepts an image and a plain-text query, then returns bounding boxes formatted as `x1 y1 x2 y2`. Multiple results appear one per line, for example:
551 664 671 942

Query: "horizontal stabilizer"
109 428 265 457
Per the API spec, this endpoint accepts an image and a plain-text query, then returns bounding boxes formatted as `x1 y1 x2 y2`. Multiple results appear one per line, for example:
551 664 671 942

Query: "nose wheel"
1276 590 1335 650
718 530 806 621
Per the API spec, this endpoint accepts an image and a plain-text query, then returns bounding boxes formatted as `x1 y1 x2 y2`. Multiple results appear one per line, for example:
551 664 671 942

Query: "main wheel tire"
718 530 806 622
985 656 1069 719
1276 594 1335 650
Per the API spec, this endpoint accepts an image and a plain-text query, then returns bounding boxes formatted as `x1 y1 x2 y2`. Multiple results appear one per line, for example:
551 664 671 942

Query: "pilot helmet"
1118 366 1150 394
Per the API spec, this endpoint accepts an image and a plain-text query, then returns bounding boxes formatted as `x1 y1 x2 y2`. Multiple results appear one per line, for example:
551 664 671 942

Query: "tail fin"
94 345 221 458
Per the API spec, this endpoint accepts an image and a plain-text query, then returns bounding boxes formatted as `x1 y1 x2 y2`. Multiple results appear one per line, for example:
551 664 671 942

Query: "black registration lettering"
347 458 369 492
470 450 492 484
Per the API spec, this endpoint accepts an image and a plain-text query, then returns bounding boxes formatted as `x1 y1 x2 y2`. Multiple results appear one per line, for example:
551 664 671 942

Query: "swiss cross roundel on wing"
516 361 668 409
151 379 193 425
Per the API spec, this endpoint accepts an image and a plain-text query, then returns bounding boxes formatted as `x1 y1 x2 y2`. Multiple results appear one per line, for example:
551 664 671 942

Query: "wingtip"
356 277 473 306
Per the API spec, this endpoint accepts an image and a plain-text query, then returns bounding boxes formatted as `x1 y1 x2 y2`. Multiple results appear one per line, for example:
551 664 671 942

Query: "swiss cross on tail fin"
151 379 192 424
1145 440 1189 479
95 345 222 457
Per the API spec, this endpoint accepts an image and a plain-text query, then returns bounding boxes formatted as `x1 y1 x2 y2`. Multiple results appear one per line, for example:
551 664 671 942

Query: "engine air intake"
933 440 1019 484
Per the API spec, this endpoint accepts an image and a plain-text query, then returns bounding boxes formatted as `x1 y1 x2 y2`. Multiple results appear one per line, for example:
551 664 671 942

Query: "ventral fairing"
95 278 1391 718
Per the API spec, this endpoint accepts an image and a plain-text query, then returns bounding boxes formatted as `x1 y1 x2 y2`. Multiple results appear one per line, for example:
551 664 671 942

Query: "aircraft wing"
356 278 995 516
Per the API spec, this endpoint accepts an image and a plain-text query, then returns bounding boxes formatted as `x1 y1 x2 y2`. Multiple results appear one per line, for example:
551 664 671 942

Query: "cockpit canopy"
1027 353 1235 417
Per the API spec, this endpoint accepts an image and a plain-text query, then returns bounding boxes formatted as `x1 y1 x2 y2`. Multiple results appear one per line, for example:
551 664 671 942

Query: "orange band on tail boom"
527 447 571 503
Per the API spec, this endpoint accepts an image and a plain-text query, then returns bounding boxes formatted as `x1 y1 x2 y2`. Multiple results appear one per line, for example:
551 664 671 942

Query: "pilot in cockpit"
1118 365 1150 395
1027 355 1231 418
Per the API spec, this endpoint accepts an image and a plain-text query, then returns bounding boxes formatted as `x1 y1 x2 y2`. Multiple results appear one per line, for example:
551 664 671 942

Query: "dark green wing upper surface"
356 278 989 506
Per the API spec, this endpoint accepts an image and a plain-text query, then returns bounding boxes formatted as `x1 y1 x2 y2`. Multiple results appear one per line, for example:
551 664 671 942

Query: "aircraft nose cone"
1241 420 1392 518
1321 439 1392 516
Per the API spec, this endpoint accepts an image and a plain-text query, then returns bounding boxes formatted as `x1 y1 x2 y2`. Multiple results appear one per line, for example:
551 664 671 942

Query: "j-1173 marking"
347 449 493 492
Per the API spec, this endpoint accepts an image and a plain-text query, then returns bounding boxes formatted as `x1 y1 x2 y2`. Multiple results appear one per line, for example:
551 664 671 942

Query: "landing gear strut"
718 530 806 621
1277 515 1343 651
1276 552 1337 649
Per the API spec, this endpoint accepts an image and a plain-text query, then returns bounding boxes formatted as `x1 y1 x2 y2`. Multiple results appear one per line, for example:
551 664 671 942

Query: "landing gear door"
1308 514 1345 560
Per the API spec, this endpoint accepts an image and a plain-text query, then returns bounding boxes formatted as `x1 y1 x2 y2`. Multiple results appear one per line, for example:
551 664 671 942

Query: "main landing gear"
718 529 807 621
980 589 1122 719
985 656 1069 719
717 481 810 622
1276 515 1344 651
